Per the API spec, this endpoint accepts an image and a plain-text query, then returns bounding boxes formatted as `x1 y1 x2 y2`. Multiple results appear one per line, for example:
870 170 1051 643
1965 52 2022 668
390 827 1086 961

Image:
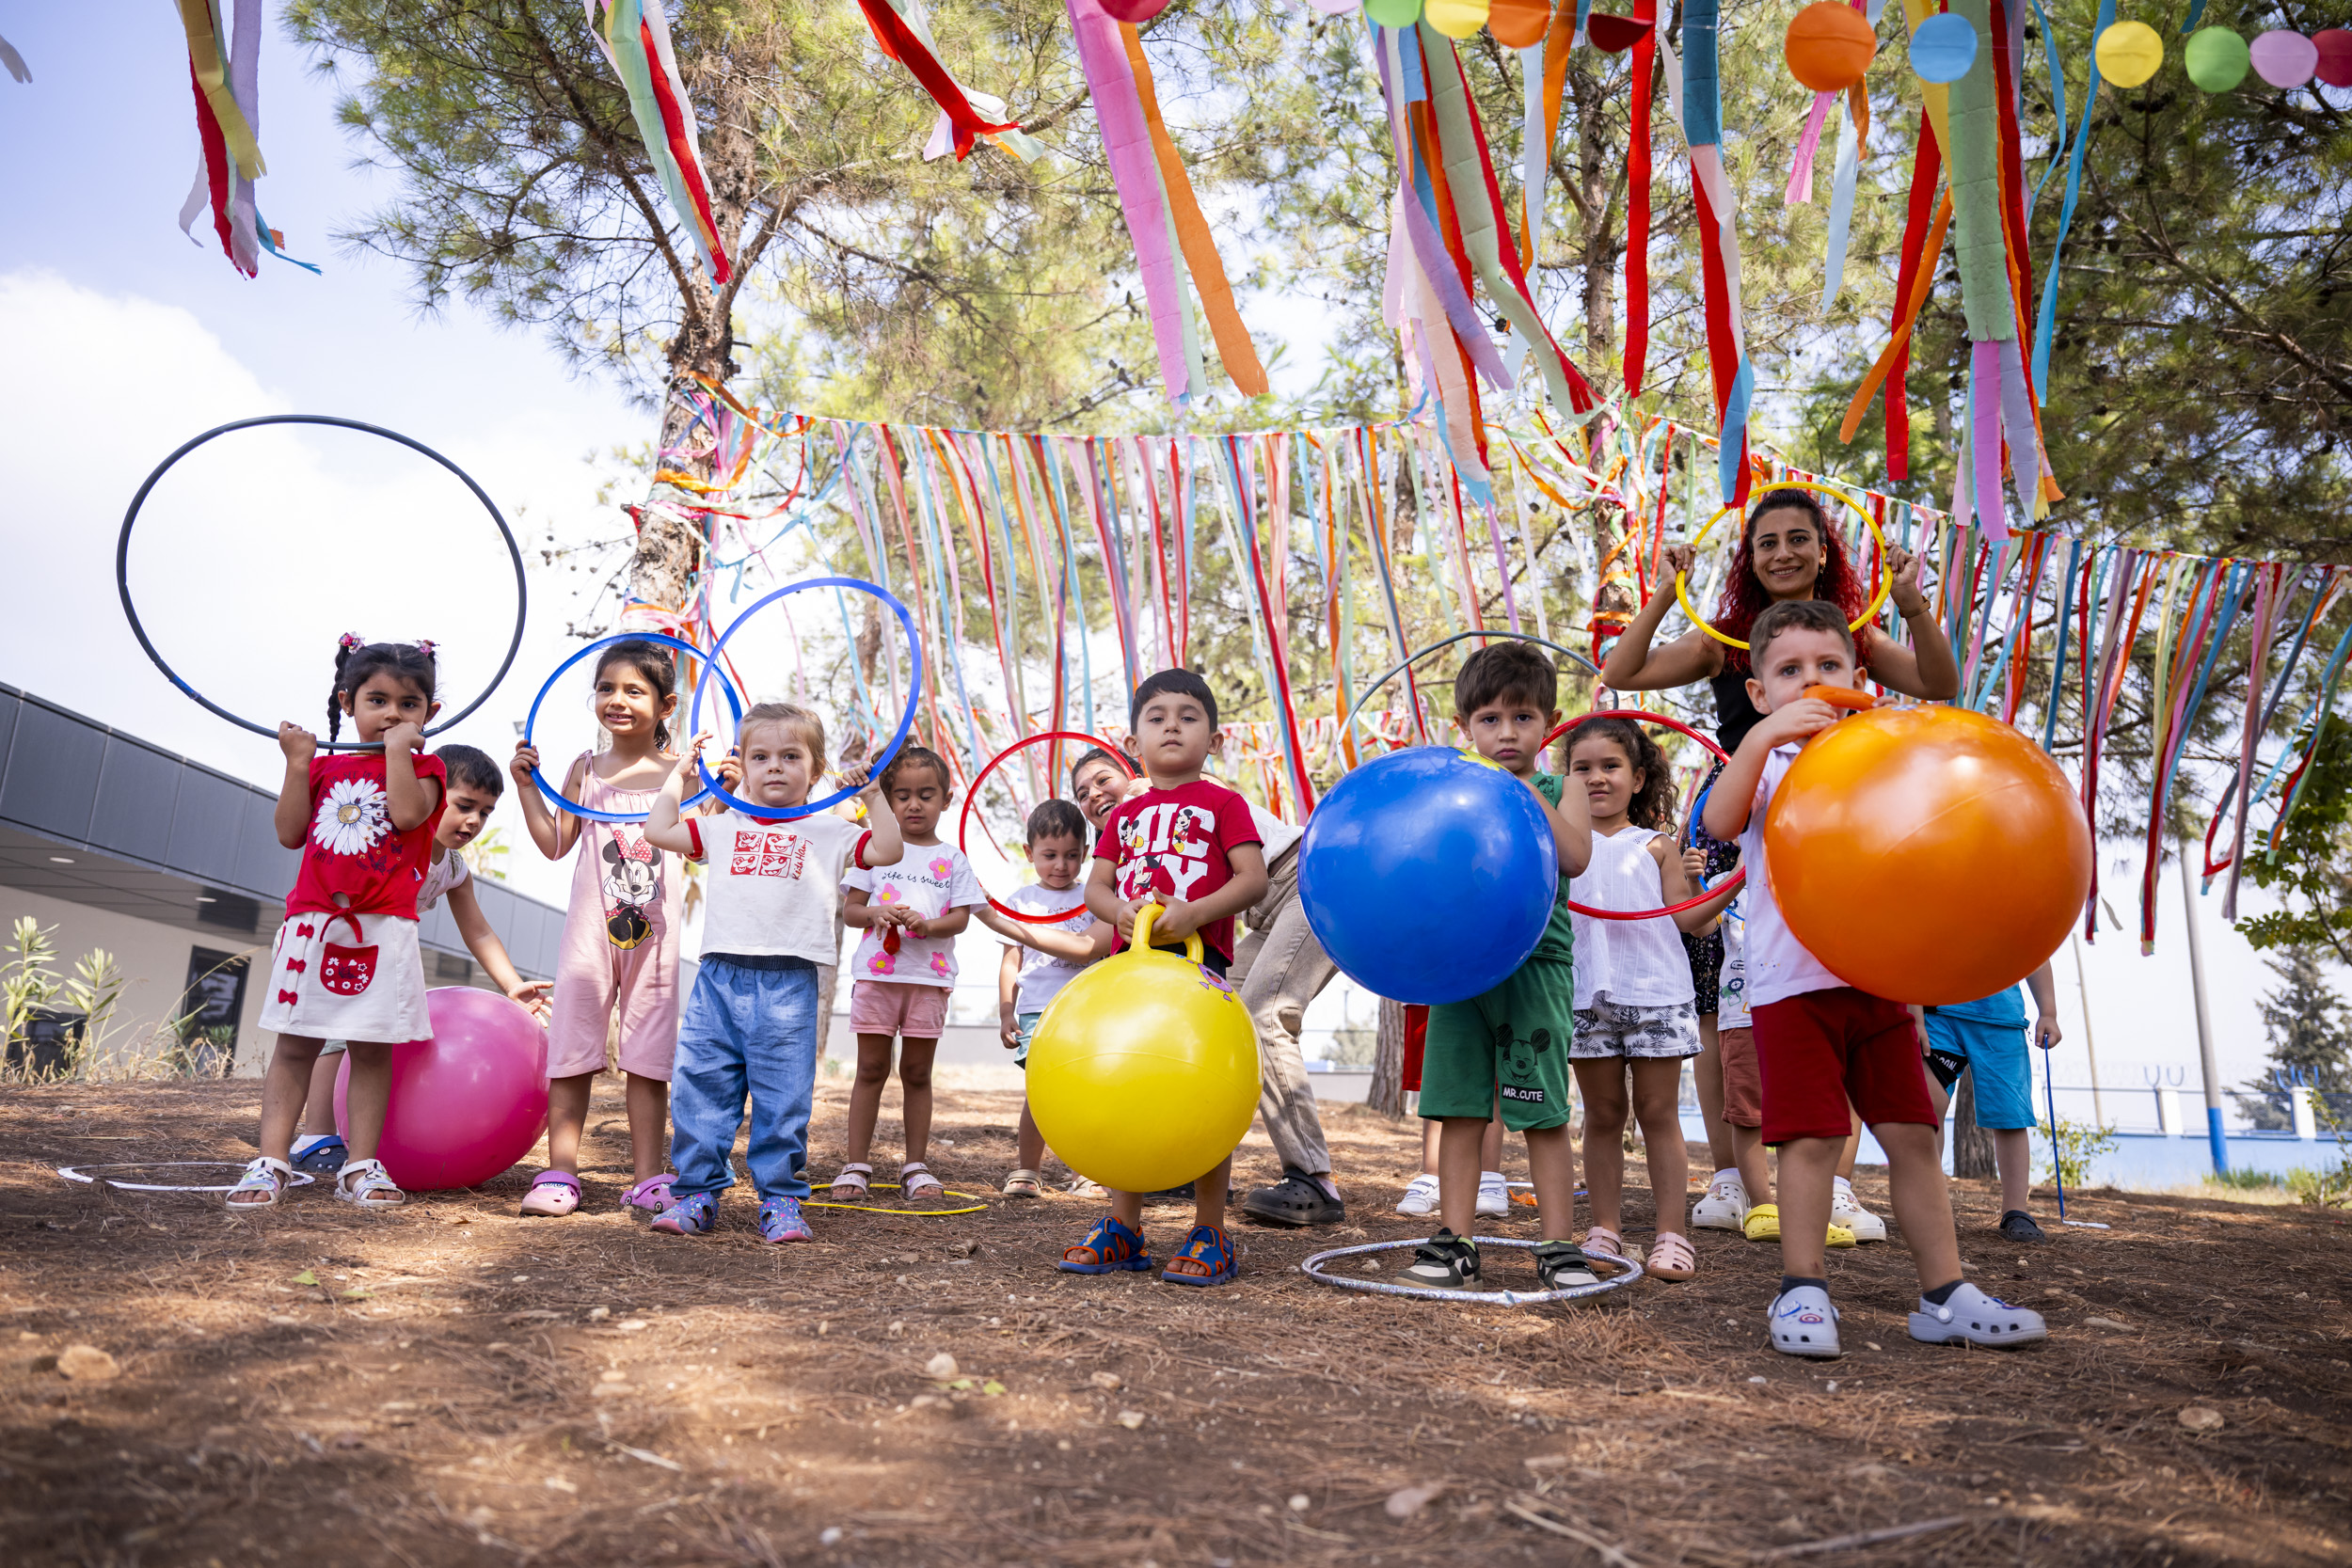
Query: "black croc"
1998 1211 2047 1243
1239 1168 1345 1228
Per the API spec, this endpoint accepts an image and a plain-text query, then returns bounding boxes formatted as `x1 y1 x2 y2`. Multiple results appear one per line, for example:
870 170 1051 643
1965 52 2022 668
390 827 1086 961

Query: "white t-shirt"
1001 880 1099 1015
1250 803 1303 866
1737 745 1843 1007
688 809 870 966
1717 900 1751 1029
843 844 986 987
419 847 470 911
1566 826 1696 1010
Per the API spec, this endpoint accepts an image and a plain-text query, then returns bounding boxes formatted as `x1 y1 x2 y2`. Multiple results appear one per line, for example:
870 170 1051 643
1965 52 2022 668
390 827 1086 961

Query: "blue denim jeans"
670 955 820 1200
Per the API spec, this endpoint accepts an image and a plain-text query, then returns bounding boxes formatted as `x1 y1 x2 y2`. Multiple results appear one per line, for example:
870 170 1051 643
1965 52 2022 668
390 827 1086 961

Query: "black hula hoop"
1337 630 1602 752
1543 709 1746 923
117 415 529 752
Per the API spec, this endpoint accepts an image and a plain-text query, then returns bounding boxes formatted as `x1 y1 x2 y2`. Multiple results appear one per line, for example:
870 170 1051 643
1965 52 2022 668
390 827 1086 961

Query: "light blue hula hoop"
523 631 746 824
687 577 924 820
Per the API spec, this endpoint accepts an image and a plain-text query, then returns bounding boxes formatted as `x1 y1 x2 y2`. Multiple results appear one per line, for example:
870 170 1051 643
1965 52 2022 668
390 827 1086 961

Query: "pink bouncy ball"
336 987 549 1190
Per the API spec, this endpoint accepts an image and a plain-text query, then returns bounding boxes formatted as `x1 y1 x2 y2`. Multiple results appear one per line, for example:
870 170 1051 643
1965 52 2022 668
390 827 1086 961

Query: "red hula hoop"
957 731 1137 924
1544 708 1748 924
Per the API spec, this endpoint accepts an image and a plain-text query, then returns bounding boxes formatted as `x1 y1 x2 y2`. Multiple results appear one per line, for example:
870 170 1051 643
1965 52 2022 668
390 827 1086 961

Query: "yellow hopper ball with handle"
1024 904 1260 1196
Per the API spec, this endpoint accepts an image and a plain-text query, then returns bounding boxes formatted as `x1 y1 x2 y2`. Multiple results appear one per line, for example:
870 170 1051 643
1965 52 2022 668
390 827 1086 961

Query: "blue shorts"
1922 1013 2035 1132
1012 1010 1043 1068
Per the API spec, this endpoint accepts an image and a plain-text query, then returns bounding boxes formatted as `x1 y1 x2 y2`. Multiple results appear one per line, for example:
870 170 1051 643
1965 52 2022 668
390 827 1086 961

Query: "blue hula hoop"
523 632 747 824
688 577 924 820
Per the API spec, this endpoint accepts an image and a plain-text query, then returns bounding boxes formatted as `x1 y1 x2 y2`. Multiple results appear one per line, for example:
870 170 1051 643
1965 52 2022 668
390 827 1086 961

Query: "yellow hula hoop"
1672 479 1895 651
802 1182 991 1218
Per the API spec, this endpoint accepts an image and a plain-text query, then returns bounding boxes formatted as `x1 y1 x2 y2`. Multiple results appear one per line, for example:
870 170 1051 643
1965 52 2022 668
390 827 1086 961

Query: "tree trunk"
1952 1070 1997 1180
1369 998 1408 1118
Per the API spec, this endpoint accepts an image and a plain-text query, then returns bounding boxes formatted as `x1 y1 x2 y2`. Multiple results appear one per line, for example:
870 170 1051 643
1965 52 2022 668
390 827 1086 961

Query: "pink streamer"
1784 90 1835 206
1065 0 1186 402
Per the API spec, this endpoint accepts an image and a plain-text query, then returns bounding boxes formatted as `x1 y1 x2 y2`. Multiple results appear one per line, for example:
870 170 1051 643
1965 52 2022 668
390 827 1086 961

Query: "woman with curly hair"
1597 488 1957 1244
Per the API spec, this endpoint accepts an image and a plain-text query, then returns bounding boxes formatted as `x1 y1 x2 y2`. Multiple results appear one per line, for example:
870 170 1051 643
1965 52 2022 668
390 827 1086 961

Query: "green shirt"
1529 771 1575 965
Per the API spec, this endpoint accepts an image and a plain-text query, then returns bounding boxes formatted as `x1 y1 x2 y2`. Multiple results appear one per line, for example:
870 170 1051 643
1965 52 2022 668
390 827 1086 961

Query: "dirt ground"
2 1075 2347 1568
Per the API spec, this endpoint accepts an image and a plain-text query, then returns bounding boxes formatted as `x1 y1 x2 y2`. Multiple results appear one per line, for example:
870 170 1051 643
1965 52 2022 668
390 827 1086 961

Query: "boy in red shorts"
1703 600 2046 1358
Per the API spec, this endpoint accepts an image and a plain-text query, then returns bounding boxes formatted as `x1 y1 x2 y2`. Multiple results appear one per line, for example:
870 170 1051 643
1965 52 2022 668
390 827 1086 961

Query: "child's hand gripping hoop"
957 731 1137 922
687 577 925 819
116 414 530 751
1671 479 1895 651
1545 709 1748 922
521 630 748 824
1336 629 1602 754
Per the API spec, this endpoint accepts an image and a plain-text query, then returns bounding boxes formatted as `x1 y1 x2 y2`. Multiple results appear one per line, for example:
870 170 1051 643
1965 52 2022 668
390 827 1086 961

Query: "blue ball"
1298 747 1558 1006
1909 12 1979 84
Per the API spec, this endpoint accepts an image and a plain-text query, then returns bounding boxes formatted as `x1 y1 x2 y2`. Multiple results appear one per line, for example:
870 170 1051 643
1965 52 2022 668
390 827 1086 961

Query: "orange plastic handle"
1804 685 1878 712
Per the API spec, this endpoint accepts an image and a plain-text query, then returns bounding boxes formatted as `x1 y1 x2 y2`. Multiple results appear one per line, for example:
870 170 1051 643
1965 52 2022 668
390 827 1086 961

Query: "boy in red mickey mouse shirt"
1059 670 1269 1288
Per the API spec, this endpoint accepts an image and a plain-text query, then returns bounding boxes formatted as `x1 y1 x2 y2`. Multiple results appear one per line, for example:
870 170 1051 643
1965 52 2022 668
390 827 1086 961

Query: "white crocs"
1830 1181 1887 1242
1768 1285 1843 1358
1908 1282 2047 1348
1692 1175 1749 1231
1395 1173 1440 1217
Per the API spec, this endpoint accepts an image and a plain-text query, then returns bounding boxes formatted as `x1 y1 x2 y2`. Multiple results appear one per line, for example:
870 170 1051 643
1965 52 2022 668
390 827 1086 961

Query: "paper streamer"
587 0 733 284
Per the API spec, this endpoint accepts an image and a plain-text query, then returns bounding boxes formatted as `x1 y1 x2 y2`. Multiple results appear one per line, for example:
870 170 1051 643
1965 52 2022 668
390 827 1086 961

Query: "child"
977 799 1116 1195
509 640 689 1218
830 745 984 1200
640 705 900 1239
1563 718 1738 1282
1921 962 2064 1242
1065 670 1270 1286
289 744 552 1176
230 637 446 1210
1701 599 2045 1355
1401 643 1597 1291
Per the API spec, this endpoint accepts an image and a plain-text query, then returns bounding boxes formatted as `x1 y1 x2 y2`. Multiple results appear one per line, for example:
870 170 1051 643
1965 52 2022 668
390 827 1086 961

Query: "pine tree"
2233 944 2352 1130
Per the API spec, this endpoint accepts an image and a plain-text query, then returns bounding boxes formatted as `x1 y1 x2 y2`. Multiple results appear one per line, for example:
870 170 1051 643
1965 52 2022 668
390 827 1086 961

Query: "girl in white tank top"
1561 720 1740 1282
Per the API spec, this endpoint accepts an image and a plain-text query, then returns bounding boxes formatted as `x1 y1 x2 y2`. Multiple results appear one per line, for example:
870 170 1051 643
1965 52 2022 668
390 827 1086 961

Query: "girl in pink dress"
509 641 689 1218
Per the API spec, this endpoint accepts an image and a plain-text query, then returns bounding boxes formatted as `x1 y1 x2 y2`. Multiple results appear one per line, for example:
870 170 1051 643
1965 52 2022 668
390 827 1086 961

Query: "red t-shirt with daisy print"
284 752 448 921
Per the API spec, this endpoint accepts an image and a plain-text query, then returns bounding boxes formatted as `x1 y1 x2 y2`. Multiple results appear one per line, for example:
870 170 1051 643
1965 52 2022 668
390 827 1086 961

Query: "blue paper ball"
1298 747 1559 1006
1910 13 1979 85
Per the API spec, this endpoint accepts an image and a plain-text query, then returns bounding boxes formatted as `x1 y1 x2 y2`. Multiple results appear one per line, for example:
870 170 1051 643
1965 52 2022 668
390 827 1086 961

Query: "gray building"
0 683 561 1077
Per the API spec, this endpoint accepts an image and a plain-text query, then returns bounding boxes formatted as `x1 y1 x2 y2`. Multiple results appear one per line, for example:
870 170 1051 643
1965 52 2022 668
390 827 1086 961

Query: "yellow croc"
1742 1203 1781 1243
1825 1222 1858 1249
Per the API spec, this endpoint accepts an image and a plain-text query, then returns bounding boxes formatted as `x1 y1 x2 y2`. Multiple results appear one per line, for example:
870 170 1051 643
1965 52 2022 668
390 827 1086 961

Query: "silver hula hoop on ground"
1300 1235 1645 1307
57 1162 320 1195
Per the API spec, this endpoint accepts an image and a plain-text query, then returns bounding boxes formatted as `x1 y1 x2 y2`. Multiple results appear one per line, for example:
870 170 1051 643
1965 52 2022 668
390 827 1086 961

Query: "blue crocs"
1158 1224 1238 1288
649 1191 718 1236
292 1135 347 1176
1057 1213 1151 1274
757 1196 813 1243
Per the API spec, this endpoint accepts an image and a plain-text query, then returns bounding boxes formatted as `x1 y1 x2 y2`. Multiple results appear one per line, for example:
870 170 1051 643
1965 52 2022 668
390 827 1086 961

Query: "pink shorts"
850 979 950 1038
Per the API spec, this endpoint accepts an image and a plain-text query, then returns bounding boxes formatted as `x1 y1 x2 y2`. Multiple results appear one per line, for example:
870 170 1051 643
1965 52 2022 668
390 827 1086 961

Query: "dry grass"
1 1080 2347 1566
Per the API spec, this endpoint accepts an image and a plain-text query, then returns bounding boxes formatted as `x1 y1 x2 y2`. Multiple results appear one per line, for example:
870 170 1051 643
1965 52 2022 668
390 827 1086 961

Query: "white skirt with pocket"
257 911 431 1043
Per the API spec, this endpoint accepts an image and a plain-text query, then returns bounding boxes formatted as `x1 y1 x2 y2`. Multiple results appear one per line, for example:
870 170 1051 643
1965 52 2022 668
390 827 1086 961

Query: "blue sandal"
649 1191 718 1236
758 1196 813 1243
1058 1213 1151 1274
1158 1224 1238 1288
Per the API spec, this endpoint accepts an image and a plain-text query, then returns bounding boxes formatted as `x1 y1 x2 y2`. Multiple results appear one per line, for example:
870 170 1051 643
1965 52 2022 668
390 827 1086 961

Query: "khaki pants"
1229 847 1339 1177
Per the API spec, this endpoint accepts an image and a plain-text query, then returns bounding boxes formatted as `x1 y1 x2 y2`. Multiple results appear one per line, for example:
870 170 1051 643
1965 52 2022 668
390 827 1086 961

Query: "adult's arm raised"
1598 543 1728 692
1855 550 1961 701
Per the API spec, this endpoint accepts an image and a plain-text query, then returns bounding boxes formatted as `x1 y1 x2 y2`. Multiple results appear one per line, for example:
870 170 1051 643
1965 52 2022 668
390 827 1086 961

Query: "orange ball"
1763 705 2090 1006
1785 1 1879 93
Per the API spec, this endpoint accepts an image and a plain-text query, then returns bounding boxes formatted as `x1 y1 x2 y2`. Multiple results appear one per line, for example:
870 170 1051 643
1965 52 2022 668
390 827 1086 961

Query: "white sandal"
900 1163 945 1200
830 1163 873 1200
227 1156 294 1209
334 1157 407 1209
1001 1168 1045 1198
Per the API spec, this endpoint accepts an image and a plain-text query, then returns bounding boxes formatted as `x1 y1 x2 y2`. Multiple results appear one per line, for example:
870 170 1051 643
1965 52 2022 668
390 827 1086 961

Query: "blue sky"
0 7 2303 1106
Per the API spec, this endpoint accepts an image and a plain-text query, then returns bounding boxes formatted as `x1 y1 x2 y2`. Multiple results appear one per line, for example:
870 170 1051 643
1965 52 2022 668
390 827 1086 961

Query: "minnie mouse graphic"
601 829 664 950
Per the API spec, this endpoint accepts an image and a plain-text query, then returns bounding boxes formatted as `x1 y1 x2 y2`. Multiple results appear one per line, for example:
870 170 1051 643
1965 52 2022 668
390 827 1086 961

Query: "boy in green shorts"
1404 643 1598 1291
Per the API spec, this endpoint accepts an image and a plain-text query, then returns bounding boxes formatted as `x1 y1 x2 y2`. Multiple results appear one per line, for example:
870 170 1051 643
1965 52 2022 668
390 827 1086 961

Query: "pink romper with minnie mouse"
546 754 684 1081
842 847 984 1037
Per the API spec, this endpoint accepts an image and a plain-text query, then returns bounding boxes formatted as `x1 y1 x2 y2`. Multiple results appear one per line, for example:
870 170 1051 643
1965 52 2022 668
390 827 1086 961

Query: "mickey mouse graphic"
1495 1022 1555 1106
601 829 663 950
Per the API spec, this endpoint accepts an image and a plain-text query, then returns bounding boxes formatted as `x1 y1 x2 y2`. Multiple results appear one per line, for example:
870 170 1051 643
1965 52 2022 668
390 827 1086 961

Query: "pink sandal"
519 1170 580 1217
1582 1226 1626 1259
1645 1230 1697 1281
621 1174 675 1217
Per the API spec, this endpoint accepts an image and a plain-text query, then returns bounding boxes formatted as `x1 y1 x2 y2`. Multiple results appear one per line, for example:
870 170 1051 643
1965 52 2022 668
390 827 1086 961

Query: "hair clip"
339 632 364 652
417 640 437 657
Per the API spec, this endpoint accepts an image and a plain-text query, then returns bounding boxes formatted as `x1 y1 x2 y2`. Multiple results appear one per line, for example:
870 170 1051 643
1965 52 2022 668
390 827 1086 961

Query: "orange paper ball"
1785 2 1879 93
1486 0 1552 48
1763 705 2091 1006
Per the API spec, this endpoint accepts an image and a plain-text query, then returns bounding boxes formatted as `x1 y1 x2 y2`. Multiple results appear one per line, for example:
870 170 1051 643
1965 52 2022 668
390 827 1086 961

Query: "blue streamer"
2031 0 2118 391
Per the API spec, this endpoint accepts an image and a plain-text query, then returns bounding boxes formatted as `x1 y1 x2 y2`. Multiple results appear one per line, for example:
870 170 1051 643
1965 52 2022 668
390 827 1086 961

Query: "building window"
177 947 249 1078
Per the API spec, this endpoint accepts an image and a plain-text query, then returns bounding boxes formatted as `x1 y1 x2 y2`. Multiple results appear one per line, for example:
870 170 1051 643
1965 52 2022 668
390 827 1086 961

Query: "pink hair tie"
417 640 437 657
339 632 364 652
